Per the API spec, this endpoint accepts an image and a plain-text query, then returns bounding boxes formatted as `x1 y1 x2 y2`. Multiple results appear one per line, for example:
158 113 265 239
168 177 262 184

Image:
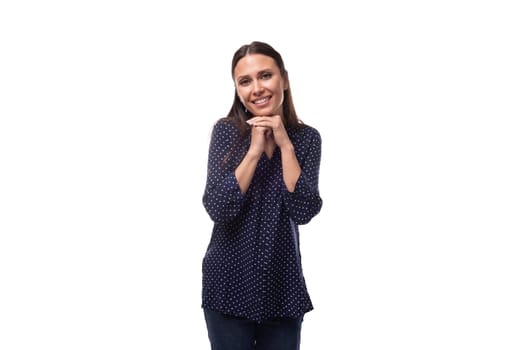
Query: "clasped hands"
246 115 291 153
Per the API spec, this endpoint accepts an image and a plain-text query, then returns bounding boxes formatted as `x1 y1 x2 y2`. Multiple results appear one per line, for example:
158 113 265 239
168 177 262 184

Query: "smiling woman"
201 41 323 350
234 54 288 117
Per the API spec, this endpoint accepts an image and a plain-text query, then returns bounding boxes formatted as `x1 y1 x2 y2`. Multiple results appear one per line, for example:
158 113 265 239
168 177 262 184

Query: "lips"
252 96 271 105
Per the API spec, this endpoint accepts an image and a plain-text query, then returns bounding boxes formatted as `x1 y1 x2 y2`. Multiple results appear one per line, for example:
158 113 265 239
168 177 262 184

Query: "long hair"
225 41 304 138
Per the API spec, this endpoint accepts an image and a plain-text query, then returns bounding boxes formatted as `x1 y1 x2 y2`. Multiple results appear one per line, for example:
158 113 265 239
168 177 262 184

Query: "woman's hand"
247 115 291 148
247 115 300 192
246 118 271 156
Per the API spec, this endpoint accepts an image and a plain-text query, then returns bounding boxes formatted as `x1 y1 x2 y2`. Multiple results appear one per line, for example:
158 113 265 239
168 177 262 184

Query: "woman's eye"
239 79 250 86
261 72 272 79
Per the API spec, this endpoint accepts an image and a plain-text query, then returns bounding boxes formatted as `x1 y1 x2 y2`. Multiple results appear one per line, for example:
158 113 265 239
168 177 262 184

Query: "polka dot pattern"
202 119 323 322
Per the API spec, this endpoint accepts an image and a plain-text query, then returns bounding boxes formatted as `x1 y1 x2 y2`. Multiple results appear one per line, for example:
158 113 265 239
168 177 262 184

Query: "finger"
246 116 265 125
252 118 276 126
255 115 283 125
252 126 270 135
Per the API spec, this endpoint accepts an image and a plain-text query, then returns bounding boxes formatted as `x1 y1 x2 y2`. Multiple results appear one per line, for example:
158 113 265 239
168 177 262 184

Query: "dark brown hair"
225 41 304 137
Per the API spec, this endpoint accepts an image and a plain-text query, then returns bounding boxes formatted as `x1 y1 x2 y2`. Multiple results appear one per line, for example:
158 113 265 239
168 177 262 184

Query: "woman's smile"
252 96 271 107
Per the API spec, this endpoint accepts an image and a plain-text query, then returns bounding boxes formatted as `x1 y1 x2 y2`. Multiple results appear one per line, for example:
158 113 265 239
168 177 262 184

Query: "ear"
284 70 289 90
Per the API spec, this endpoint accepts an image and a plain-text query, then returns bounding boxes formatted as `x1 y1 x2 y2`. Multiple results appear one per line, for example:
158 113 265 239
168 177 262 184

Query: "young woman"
202 41 323 350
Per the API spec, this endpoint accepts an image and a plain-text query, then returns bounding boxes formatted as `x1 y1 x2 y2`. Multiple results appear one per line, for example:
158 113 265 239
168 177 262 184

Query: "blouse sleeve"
283 127 323 225
202 121 246 224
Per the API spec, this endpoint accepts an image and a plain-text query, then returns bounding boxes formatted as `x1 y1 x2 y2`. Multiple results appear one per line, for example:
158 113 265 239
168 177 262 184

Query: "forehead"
234 54 278 78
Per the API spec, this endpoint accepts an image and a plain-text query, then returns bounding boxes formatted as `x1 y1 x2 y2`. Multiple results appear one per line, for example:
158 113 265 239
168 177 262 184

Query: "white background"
1 0 524 349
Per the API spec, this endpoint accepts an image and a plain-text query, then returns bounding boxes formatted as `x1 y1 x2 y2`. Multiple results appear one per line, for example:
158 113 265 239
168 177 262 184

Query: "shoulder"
210 118 240 138
289 124 322 144
213 118 237 131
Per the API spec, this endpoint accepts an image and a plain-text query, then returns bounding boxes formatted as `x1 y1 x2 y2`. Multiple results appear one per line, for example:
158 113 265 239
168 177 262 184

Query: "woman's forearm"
280 143 301 192
235 150 261 194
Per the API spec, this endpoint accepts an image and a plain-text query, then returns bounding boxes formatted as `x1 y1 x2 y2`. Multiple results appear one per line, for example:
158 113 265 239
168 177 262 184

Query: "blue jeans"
203 309 303 350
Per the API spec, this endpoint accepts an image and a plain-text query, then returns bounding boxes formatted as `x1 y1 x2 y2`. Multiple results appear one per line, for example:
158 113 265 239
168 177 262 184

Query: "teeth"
254 97 269 104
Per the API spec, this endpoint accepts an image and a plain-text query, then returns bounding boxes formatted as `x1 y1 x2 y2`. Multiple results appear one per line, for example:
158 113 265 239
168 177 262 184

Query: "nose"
252 80 264 95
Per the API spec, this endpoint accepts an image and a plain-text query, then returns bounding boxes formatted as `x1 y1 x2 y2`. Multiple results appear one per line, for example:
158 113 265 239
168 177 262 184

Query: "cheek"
237 85 251 99
237 91 246 105
275 86 285 104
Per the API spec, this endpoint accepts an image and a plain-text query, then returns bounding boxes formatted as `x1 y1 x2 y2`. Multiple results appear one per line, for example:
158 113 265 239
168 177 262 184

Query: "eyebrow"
236 68 274 81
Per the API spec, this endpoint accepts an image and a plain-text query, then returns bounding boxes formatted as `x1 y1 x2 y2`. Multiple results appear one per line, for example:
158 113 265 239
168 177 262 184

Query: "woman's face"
234 54 288 117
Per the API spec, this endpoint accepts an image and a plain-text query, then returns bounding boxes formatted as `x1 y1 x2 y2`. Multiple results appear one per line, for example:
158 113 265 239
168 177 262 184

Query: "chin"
258 107 278 116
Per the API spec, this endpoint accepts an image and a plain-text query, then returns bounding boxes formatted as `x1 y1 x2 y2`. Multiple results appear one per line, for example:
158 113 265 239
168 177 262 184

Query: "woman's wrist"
246 148 263 159
279 142 295 154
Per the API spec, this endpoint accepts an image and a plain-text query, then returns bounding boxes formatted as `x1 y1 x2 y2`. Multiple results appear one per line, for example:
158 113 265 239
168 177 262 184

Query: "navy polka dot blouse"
202 119 323 322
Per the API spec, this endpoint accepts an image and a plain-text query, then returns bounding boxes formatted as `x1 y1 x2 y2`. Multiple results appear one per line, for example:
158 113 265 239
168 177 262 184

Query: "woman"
202 41 323 350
